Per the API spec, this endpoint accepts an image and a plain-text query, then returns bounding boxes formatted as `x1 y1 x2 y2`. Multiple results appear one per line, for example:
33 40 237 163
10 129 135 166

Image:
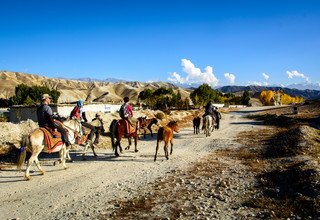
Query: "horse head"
167 120 180 133
138 116 147 128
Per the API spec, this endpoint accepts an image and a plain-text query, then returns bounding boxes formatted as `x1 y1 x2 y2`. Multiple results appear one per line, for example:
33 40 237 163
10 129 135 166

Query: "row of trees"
259 90 304 106
138 87 190 109
4 83 304 109
0 84 60 107
190 84 250 107
138 83 251 110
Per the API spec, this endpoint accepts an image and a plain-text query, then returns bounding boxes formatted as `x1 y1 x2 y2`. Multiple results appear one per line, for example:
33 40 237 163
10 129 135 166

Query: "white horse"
17 119 82 180
202 115 214 137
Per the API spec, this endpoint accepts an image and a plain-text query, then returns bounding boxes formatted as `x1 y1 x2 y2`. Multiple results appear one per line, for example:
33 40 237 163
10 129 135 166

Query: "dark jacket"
36 104 55 129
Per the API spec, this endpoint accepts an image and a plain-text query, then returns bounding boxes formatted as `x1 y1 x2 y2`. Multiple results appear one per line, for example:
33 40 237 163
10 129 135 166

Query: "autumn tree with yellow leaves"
259 90 304 106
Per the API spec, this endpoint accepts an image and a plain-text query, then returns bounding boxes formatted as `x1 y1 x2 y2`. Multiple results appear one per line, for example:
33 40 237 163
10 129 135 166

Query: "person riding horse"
203 101 216 121
119 96 133 135
214 107 222 129
36 94 71 147
70 100 103 144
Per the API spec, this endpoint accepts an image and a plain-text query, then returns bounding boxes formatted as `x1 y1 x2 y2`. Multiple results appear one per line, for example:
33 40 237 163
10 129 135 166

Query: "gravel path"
0 107 268 219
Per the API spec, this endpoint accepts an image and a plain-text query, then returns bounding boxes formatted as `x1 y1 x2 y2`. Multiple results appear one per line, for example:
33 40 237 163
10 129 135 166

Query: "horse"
202 115 214 137
137 116 159 138
17 119 82 180
109 119 140 157
193 116 201 134
81 120 105 160
154 121 180 162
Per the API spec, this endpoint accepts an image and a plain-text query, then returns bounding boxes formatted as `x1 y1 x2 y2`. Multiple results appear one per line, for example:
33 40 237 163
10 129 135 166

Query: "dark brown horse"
137 116 159 138
193 116 201 134
154 121 180 162
109 119 140 157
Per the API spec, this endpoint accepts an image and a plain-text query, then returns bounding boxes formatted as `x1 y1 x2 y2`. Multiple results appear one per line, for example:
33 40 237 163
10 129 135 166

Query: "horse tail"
109 119 118 151
157 127 165 141
17 135 28 171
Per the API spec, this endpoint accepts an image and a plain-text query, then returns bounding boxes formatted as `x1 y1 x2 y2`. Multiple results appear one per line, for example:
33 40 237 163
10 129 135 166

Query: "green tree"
190 83 218 107
7 84 60 106
241 91 251 105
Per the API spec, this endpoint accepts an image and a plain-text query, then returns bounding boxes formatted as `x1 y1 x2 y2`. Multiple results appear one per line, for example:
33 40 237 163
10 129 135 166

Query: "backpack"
119 104 125 118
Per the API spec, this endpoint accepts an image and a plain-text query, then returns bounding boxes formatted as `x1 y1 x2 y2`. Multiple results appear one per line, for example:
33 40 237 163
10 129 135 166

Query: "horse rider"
203 100 216 121
70 99 88 122
119 96 133 134
70 99 101 140
37 94 71 147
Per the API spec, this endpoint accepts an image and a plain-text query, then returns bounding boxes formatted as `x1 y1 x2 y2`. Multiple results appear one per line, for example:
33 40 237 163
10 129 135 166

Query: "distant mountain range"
1 71 319 103
217 85 320 100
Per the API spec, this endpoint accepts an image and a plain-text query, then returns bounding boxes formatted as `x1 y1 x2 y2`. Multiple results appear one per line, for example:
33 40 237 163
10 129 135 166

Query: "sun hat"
41 94 52 100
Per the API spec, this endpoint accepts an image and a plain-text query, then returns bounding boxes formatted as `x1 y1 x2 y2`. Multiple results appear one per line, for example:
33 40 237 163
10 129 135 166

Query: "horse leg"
115 141 120 157
61 145 68 170
125 137 131 150
134 134 138 152
91 143 98 157
148 127 153 137
34 157 45 176
164 142 169 160
25 148 42 180
82 141 91 160
170 139 174 155
66 149 73 162
154 140 160 162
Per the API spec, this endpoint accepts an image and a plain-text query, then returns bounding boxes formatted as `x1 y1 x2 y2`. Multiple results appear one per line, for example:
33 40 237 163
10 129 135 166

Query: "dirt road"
0 107 267 219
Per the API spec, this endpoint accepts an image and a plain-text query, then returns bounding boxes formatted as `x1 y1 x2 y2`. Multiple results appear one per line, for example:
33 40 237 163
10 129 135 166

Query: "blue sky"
1 0 319 87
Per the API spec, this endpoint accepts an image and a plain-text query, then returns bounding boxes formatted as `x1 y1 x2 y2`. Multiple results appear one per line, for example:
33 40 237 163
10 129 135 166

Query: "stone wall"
9 104 121 123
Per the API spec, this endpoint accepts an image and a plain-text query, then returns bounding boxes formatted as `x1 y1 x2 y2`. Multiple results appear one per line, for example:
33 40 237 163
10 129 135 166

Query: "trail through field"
0 107 271 219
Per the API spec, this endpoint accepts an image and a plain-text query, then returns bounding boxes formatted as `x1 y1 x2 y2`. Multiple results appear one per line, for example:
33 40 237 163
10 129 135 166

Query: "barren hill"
0 71 190 103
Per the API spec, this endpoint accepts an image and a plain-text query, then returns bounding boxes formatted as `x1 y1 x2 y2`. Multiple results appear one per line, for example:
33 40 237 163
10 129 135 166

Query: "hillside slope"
0 71 190 103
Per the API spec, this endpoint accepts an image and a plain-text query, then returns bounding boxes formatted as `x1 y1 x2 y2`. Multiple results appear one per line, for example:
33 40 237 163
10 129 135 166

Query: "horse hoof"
135 150 139 153
53 162 56 166
40 171 45 175
25 176 31 181
64 166 68 170
67 160 74 163
94 154 98 157
82 157 87 161
115 154 120 157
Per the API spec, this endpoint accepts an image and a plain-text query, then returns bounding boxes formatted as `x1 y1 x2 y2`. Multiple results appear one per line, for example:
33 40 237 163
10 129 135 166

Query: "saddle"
119 119 135 137
40 127 64 153
75 127 89 145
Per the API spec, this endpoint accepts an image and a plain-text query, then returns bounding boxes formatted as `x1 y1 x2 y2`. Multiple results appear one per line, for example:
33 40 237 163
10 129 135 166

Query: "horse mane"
167 120 177 128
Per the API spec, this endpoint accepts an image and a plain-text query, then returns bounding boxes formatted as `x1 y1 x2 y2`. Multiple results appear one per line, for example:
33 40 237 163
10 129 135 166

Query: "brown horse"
154 121 180 162
109 119 140 157
137 116 159 138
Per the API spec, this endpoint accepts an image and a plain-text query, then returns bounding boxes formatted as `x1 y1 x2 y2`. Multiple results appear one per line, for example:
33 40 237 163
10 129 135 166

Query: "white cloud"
246 81 265 86
262 73 269 81
168 59 219 86
286 70 309 82
224 73 236 84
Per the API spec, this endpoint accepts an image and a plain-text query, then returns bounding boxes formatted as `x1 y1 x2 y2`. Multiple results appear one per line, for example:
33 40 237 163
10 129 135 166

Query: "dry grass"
237 101 320 219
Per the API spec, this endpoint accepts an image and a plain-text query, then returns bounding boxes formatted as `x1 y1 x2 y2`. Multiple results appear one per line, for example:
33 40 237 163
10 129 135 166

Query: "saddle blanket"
40 127 63 153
